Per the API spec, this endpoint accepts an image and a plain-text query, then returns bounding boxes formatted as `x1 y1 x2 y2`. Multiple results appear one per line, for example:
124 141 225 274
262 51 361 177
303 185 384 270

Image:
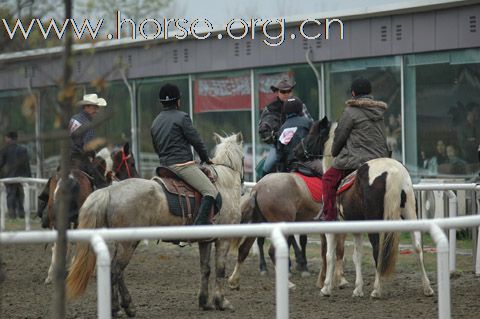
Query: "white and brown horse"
66 133 244 317
315 120 434 298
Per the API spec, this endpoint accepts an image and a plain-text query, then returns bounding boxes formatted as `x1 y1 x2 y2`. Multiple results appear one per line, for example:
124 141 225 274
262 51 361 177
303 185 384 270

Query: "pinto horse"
228 119 348 290
44 143 138 284
66 133 244 317
311 119 434 298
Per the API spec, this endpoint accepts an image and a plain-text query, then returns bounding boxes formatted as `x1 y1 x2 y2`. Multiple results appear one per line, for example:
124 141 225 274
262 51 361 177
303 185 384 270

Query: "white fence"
1 180 480 319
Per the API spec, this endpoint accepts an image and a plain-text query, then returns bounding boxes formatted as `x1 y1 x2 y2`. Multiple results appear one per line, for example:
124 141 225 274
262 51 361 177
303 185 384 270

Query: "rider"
319 78 389 221
36 93 109 222
258 78 312 177
151 83 218 225
275 97 313 172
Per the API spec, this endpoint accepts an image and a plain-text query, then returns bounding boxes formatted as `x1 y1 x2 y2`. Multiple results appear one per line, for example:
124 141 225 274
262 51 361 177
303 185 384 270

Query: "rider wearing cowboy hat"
151 83 218 225
258 78 312 177
36 94 109 226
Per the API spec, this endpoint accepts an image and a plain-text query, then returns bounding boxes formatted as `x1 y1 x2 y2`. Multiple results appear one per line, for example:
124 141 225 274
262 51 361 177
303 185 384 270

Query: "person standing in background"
0 131 31 219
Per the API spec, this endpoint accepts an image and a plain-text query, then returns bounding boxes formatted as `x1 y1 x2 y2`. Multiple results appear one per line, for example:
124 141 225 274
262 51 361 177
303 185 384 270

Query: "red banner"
194 76 251 113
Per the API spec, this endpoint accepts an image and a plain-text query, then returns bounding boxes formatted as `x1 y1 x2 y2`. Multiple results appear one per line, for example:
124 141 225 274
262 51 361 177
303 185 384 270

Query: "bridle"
301 138 324 161
213 155 245 186
113 148 134 179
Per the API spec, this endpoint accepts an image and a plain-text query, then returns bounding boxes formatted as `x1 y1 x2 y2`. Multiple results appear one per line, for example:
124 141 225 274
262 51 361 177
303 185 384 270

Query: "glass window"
192 71 252 179
325 57 402 162
404 49 480 179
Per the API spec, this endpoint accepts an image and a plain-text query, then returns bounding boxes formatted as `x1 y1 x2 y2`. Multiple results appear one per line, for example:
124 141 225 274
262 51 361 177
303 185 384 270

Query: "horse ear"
213 133 223 144
236 132 243 144
320 116 329 127
123 142 130 155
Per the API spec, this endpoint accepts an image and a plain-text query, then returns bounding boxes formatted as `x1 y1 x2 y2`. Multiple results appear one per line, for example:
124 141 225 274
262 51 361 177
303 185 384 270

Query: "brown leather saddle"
152 165 218 225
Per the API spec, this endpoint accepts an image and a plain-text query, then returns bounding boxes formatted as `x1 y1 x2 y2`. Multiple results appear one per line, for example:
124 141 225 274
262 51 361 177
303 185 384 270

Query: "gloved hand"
203 158 214 165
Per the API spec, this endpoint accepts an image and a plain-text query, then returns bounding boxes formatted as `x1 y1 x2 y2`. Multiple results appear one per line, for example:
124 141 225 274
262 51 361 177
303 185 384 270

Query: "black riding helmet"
159 83 181 105
283 97 303 115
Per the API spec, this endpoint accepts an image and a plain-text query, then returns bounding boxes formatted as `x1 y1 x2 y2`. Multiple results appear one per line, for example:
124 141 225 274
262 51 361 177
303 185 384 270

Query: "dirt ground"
1 233 480 319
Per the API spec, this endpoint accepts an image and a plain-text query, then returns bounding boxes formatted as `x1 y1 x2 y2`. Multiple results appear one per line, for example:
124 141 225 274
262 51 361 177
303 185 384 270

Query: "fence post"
430 223 451 319
271 227 289 319
446 190 457 272
90 235 111 319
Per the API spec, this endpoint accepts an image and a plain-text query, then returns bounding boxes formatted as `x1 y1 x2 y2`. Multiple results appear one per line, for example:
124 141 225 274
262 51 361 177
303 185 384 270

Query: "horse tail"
229 189 257 254
66 188 110 299
377 165 405 277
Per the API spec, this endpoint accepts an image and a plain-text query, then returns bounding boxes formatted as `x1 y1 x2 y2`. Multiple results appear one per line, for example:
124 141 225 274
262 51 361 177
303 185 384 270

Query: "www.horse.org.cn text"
1 11 345 47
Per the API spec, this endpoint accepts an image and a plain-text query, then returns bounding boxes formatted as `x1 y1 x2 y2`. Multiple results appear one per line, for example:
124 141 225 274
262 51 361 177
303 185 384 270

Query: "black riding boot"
194 196 215 225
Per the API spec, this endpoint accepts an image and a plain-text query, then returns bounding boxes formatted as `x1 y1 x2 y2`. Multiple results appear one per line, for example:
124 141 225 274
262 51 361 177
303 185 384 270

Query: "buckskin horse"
66 133 244 317
228 118 348 290
311 119 434 298
44 143 138 284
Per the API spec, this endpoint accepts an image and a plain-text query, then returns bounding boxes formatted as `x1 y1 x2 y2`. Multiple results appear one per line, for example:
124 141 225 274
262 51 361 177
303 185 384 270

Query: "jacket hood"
346 96 387 121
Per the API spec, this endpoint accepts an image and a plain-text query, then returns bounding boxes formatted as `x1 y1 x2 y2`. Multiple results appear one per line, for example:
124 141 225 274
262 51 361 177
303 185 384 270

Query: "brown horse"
304 119 434 298
228 118 348 290
44 144 138 284
66 133 244 317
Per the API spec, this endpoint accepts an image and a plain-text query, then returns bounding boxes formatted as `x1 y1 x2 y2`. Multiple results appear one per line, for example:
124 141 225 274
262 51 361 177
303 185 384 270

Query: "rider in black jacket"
151 83 218 225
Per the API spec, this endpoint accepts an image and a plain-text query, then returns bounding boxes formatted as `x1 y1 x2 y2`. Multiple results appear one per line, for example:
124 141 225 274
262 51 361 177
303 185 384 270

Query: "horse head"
212 132 244 182
294 116 331 162
111 143 140 180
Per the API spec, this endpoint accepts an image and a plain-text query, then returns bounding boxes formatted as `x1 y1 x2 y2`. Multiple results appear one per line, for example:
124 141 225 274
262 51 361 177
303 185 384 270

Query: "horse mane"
212 133 243 174
323 122 337 171
97 147 113 172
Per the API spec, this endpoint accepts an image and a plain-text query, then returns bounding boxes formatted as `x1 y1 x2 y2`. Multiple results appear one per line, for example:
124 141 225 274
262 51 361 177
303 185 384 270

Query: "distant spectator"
439 144 466 175
0 131 31 219
435 140 448 165
458 102 480 163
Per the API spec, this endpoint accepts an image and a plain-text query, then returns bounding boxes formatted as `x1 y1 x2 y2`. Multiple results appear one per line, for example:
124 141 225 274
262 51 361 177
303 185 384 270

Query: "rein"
301 139 324 160
213 155 245 186
113 149 133 178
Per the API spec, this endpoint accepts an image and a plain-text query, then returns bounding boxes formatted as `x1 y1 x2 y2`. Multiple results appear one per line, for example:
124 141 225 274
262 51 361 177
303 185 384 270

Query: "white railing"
0 177 48 231
2 217 480 319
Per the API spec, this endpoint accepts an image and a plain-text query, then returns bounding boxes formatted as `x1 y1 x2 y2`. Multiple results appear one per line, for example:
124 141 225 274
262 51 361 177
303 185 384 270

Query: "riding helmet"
283 97 303 115
158 83 181 103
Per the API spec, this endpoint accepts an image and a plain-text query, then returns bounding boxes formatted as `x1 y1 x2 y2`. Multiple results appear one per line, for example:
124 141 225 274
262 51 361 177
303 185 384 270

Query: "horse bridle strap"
301 139 324 160
114 149 132 178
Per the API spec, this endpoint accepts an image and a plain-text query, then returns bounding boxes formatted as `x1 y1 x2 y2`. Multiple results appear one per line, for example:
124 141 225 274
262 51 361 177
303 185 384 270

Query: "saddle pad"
152 176 199 219
337 171 357 195
293 172 323 202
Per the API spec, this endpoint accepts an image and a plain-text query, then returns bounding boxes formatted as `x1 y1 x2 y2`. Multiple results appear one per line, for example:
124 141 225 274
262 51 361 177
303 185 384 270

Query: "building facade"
0 0 479 182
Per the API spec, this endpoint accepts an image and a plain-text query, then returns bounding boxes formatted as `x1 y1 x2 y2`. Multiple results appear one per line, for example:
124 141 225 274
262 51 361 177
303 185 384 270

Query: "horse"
309 119 434 298
228 119 348 290
66 133 244 317
44 143 138 284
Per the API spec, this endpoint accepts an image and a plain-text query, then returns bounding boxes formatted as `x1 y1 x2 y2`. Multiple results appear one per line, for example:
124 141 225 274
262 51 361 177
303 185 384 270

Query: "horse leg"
45 242 56 284
320 233 336 296
198 242 214 310
228 237 256 290
257 237 268 275
410 231 434 296
368 233 383 298
316 234 327 288
334 234 349 289
112 241 138 317
352 234 364 297
213 239 233 310
291 235 310 277
269 242 296 289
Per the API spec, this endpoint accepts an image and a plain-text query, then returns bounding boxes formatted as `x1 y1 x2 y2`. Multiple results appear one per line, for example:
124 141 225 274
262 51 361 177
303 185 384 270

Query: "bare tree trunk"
54 0 74 318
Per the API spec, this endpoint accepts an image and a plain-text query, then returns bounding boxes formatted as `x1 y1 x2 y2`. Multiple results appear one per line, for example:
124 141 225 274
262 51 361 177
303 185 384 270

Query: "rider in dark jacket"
151 83 218 225
276 97 313 172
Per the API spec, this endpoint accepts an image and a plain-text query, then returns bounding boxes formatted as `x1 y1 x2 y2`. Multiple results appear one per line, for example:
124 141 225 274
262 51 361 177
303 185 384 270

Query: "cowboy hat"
271 78 296 92
76 94 107 107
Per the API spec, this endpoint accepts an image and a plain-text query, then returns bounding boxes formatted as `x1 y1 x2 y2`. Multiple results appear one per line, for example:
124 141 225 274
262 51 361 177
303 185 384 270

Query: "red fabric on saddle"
336 171 357 195
293 172 323 202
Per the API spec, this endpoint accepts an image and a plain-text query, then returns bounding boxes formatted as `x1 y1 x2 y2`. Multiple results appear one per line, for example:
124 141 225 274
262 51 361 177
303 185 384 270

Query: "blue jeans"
262 146 278 175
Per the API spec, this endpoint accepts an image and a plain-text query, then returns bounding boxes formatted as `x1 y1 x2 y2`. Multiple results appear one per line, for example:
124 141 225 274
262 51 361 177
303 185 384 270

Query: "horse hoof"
320 287 331 297
288 281 296 290
228 283 240 291
424 287 434 296
227 278 240 290
300 271 311 278
260 270 267 276
201 303 215 311
215 297 234 311
338 278 349 289
370 290 381 299
352 288 364 297
124 306 136 317
44 277 52 285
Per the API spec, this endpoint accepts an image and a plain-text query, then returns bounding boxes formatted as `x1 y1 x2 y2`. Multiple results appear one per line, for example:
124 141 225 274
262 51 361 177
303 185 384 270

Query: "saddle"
152 166 219 225
337 170 357 195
